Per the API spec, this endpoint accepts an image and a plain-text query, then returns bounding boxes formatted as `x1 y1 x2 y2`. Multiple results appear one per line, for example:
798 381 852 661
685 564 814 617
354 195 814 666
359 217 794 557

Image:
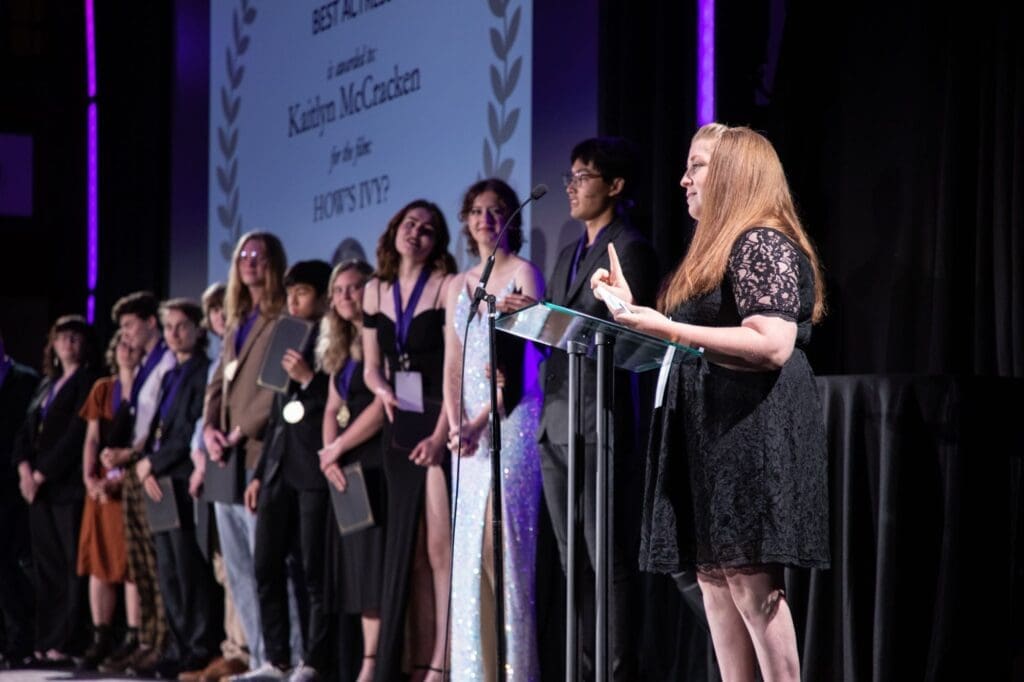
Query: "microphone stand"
484 290 507 680
469 184 546 680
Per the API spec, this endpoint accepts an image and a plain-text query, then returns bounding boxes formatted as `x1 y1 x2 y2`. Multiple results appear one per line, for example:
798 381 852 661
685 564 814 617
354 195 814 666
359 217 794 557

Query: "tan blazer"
203 311 278 469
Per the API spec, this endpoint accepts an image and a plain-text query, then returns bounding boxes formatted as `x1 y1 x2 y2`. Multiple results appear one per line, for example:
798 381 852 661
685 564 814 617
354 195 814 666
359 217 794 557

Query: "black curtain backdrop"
0 5 88 363
92 3 172 342
0 4 172 358
763 1 1023 378
599 0 1023 379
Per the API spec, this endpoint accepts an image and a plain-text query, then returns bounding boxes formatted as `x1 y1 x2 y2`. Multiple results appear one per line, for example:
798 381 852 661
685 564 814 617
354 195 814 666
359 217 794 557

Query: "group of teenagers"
1 124 831 682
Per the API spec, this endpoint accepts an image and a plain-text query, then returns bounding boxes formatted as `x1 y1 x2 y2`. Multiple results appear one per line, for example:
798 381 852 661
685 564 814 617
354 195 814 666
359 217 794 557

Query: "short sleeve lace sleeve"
728 228 801 321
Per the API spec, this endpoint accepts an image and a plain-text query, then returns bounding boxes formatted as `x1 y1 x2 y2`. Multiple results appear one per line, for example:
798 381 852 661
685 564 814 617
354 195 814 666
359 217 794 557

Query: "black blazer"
12 367 99 504
538 217 659 446
1 360 40 489
146 355 210 480
255 367 329 492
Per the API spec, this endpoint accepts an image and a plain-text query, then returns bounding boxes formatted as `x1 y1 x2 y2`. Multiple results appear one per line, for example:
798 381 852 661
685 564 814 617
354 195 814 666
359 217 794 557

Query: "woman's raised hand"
590 243 634 305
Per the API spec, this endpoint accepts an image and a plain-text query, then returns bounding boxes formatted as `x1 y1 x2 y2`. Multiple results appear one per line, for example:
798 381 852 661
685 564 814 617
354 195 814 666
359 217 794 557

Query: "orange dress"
75 377 129 582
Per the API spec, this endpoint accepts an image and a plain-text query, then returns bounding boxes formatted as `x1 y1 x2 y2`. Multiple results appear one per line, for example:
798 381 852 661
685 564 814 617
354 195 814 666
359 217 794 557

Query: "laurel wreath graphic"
214 0 256 264
481 0 522 180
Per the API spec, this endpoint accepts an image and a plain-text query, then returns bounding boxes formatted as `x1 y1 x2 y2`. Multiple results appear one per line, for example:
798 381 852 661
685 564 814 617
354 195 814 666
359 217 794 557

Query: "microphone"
473 184 548 305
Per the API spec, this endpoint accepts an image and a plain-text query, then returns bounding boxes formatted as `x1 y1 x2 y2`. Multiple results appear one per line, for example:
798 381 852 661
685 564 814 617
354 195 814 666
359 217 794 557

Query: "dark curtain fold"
595 0 1023 378
798 375 1021 681
598 0 696 283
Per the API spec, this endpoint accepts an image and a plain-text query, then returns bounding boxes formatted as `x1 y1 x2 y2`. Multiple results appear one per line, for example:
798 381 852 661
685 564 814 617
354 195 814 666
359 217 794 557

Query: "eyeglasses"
237 249 267 263
561 170 603 188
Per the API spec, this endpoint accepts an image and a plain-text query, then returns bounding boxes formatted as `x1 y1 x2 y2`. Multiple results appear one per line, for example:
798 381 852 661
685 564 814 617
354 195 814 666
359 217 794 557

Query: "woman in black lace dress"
592 124 829 681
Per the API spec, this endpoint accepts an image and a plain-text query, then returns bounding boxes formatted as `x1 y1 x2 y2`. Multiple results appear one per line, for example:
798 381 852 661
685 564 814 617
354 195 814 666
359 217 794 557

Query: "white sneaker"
227 662 292 681
287 662 319 681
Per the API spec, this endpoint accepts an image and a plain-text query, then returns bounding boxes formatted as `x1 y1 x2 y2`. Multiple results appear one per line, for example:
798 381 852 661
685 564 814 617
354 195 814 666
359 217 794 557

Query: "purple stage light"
87 103 98 291
85 0 98 322
697 0 715 125
85 0 96 97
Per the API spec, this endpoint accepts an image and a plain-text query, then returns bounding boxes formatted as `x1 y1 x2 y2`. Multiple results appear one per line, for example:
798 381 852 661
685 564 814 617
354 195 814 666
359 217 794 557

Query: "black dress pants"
152 480 217 664
0 493 34 658
254 479 330 671
28 498 87 654
539 439 640 681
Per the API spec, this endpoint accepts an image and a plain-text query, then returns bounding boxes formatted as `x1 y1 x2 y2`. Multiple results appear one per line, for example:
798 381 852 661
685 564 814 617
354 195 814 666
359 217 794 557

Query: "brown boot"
199 655 248 681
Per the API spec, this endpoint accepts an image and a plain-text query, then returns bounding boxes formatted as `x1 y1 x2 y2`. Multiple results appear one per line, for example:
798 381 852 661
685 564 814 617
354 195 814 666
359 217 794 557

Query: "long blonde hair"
317 259 374 375
659 125 826 322
224 231 287 326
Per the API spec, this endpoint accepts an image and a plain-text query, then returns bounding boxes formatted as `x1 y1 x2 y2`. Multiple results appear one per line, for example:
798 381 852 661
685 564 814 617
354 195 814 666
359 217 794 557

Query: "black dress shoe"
98 628 140 673
77 624 114 670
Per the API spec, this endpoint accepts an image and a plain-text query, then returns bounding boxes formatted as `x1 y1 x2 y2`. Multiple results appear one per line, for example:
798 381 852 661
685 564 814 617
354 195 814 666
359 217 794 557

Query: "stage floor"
0 670 158 681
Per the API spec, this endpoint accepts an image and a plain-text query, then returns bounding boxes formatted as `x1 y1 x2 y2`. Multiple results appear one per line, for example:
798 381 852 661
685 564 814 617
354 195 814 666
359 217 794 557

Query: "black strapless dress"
366 307 448 680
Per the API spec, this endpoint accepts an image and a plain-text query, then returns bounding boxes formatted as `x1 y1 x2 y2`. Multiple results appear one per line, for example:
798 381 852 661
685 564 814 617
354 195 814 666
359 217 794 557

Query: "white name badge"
224 359 239 383
654 346 675 409
283 400 305 424
394 370 424 413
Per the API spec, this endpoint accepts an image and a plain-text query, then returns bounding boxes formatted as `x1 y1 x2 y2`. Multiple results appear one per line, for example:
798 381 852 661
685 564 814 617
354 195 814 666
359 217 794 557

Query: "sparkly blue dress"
450 281 542 681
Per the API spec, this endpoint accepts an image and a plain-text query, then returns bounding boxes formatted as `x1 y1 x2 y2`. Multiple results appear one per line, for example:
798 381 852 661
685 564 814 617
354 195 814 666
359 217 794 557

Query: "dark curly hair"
375 199 457 281
458 178 524 257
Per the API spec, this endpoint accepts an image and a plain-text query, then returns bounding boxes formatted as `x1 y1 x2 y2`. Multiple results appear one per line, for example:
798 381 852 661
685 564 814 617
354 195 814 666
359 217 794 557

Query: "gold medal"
336 402 351 429
224 359 239 382
283 400 305 424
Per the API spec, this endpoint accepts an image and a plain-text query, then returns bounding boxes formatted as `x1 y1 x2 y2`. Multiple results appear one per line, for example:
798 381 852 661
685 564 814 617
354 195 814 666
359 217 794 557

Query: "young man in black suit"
134 299 217 677
243 260 334 681
538 137 659 680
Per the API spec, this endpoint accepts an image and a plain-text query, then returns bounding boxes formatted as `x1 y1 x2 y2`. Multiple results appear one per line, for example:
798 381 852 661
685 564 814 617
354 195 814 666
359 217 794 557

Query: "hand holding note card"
258 316 314 393
596 285 631 315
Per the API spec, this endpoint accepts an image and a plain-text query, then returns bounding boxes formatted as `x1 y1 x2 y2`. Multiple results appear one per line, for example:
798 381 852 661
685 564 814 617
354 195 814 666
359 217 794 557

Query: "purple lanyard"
567 224 610 288
334 358 358 401
235 309 260 356
132 340 167 407
112 379 123 413
40 376 63 420
151 361 189 451
0 356 11 391
157 362 188 422
392 268 431 359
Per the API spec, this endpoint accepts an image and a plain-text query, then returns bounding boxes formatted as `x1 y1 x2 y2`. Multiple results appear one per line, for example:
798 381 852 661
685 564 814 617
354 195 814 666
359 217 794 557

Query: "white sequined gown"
450 283 542 681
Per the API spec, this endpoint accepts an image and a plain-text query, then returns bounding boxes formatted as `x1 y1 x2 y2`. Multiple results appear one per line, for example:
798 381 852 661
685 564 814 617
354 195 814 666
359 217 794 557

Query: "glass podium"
495 301 701 371
496 302 701 681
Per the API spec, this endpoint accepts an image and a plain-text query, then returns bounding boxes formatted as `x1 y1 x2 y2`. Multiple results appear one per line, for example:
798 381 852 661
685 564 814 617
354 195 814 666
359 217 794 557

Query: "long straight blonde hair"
224 231 287 326
659 124 826 322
